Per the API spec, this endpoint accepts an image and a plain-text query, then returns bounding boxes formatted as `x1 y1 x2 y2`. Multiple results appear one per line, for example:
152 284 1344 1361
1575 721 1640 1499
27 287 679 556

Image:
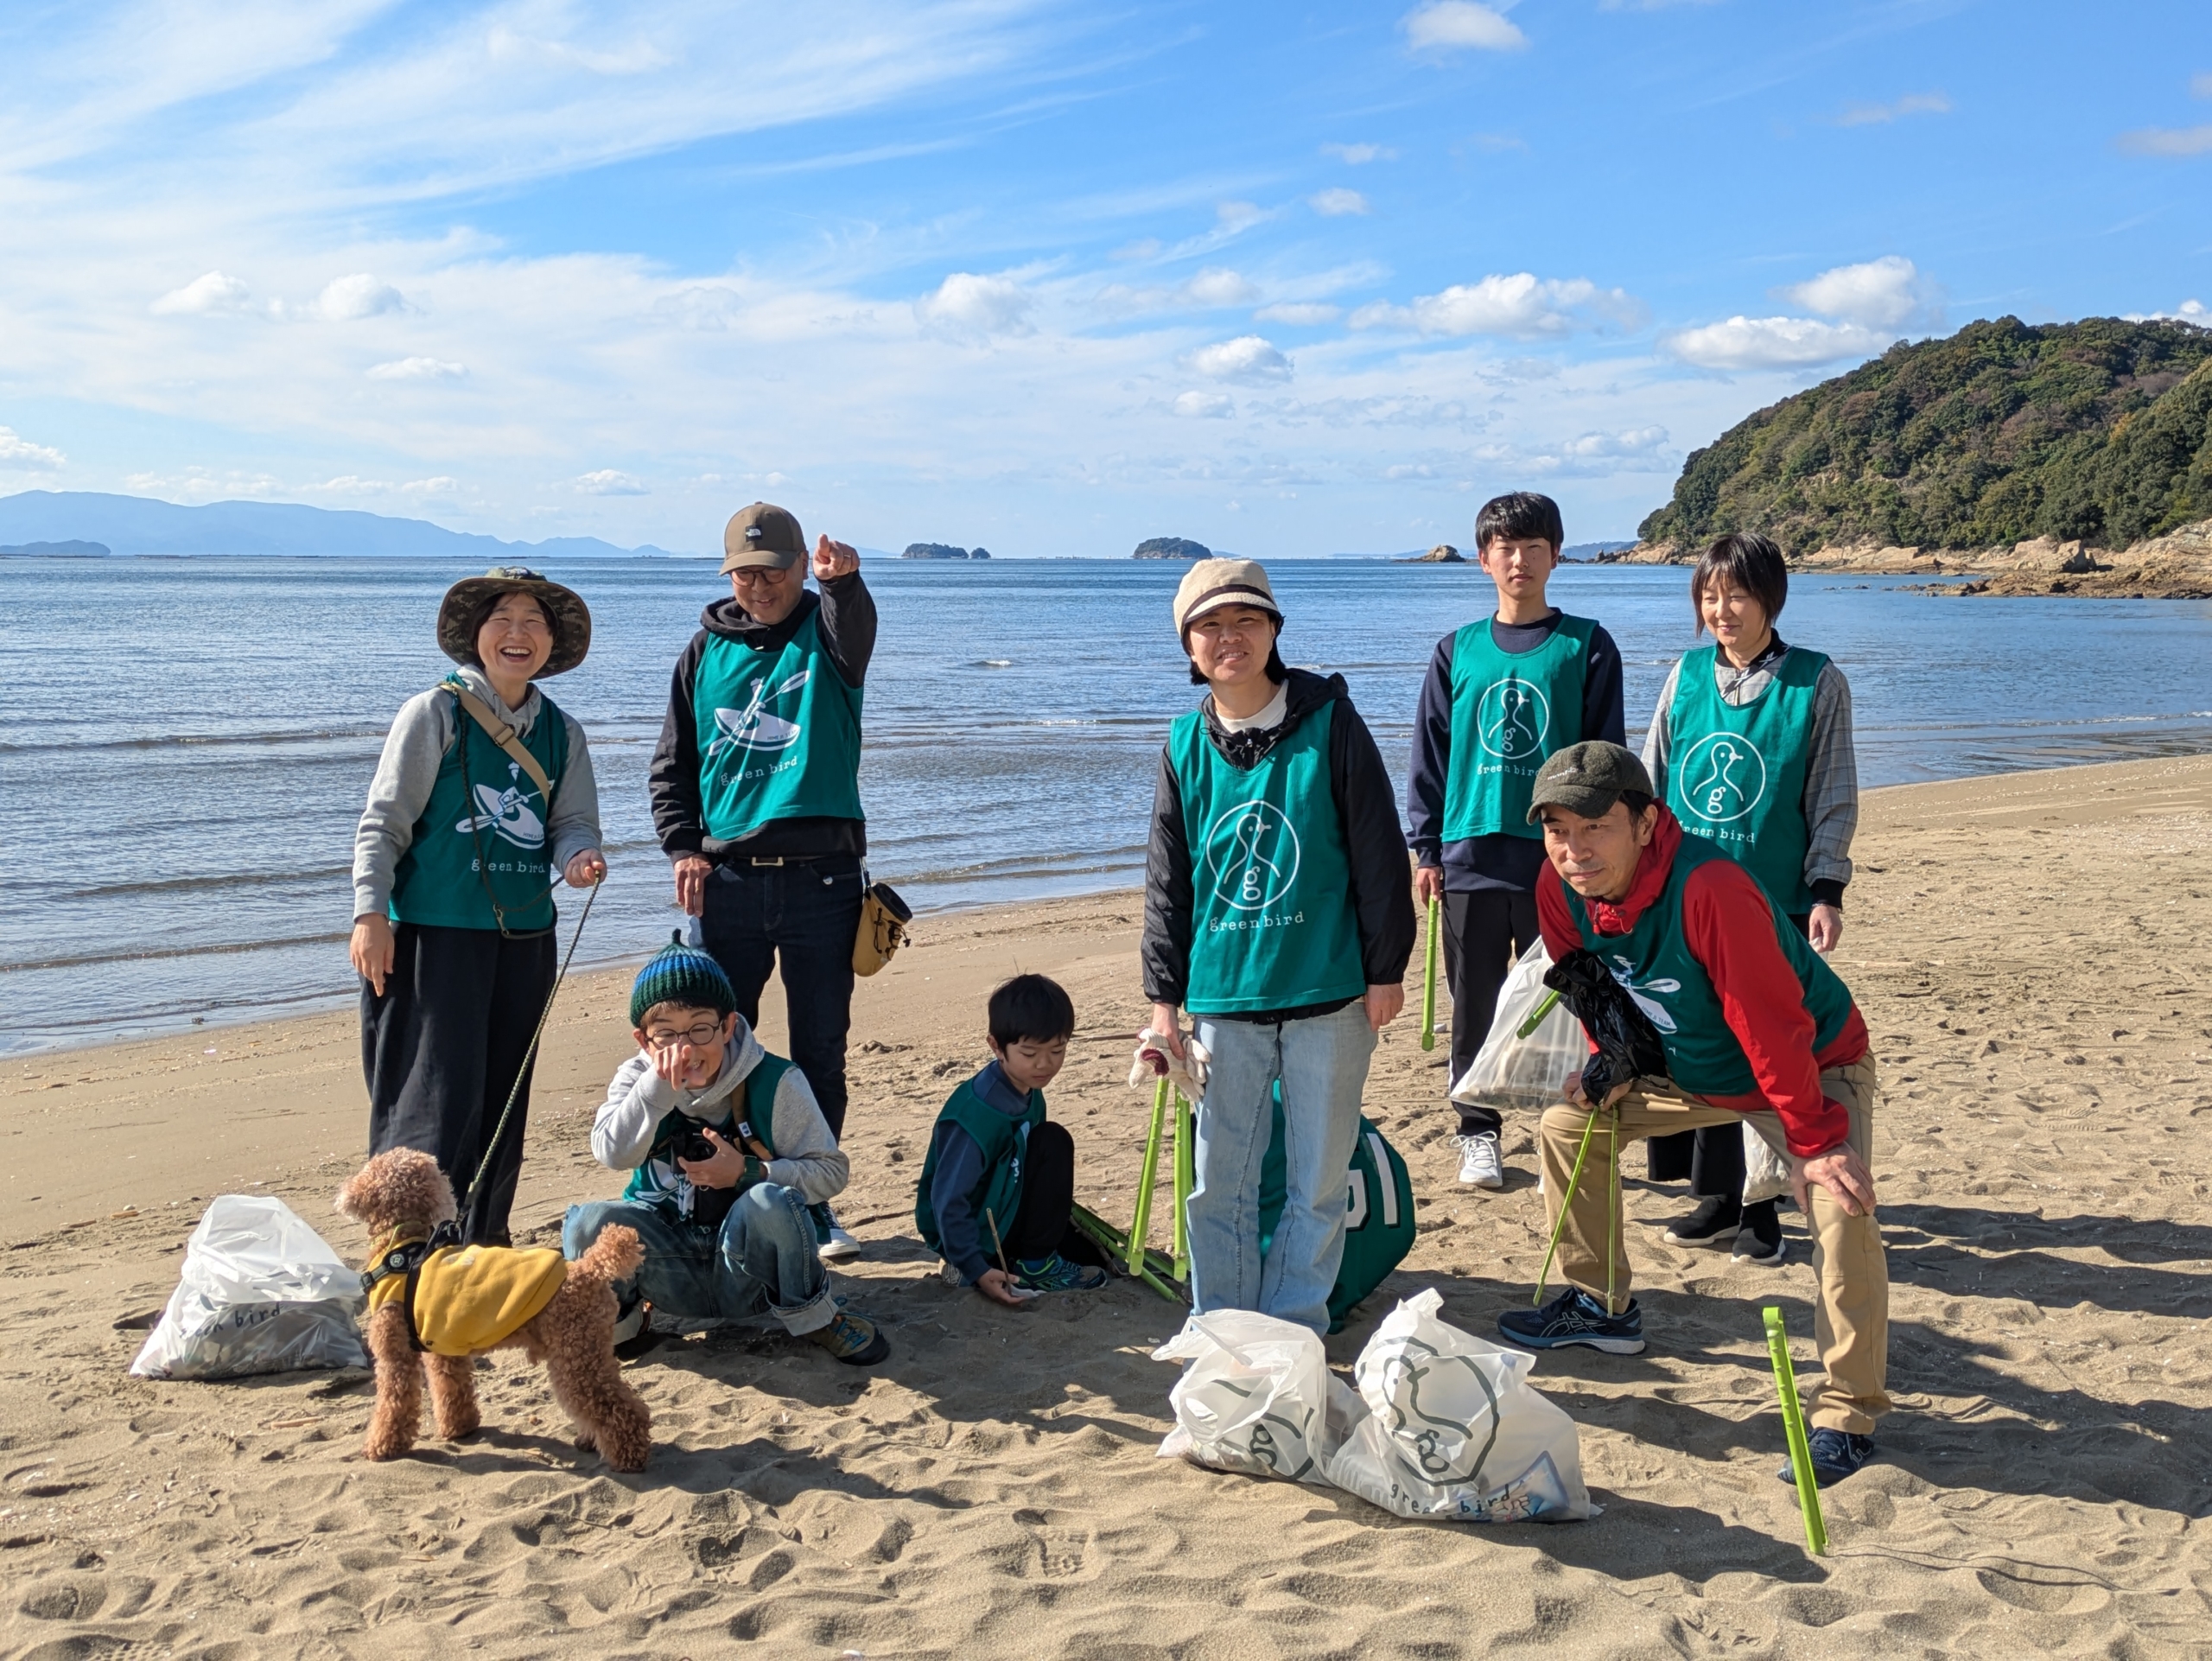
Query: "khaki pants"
1537 1056 1890 1434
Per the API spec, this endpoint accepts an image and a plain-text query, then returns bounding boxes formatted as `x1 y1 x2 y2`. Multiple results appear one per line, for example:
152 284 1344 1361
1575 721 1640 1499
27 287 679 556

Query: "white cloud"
915 271 1033 339
2117 124 2212 157
1189 335 1292 383
575 469 647 495
1778 255 1936 328
0 427 67 468
1093 266 1258 314
1403 2 1527 52
1351 273 1646 338
1557 426 1668 459
2191 72 2212 99
1835 92 1951 126
2124 299 2210 322
1662 315 1888 371
1185 267 1261 306
315 273 408 321
365 356 467 379
150 270 257 315
1172 390 1236 418
1322 143 1395 164
1254 302 1341 325
1309 188 1370 217
404 475 459 494
1214 200 1266 233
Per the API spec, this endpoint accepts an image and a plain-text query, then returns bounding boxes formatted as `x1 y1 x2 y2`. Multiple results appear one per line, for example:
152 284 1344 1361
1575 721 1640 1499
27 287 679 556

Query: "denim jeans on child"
1187 1000 1377 1333
563 1181 835 1335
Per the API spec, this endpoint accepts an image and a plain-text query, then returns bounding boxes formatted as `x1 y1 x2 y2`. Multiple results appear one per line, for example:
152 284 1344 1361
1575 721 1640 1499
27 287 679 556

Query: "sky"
0 0 2207 557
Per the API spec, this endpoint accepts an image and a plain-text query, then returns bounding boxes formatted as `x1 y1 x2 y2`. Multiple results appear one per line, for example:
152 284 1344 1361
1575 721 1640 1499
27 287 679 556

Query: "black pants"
1001 1122 1108 1266
363 922 555 1246
698 857 866 1142
1443 887 1541 1137
1648 910 1811 1193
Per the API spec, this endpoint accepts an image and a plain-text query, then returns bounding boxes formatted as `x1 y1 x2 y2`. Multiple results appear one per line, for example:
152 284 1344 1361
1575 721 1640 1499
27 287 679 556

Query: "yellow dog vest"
365 1243 567 1357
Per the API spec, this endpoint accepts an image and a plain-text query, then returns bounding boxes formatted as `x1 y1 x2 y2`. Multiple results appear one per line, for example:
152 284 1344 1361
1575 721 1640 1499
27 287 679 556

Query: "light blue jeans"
563 1183 834 1335
1188 1001 1376 1333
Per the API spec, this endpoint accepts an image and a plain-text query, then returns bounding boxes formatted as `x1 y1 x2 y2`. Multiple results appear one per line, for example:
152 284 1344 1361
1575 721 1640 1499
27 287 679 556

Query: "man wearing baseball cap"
1501 740 1890 1488
648 503 876 1259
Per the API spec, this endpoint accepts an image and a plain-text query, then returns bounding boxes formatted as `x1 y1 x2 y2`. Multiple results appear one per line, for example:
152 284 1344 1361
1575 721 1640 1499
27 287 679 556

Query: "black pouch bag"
1542 947 1670 1101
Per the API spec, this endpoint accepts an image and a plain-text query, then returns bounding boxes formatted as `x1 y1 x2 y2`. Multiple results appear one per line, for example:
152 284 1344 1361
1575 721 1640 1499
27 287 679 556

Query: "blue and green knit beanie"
629 932 735 1027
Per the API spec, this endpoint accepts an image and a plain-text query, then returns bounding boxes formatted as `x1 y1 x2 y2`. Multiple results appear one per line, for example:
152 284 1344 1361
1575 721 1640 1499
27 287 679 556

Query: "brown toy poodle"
334 1147 652 1471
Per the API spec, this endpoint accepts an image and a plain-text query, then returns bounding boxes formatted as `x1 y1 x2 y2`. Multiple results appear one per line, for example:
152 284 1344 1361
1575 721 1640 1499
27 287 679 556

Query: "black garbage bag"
1542 947 1669 1101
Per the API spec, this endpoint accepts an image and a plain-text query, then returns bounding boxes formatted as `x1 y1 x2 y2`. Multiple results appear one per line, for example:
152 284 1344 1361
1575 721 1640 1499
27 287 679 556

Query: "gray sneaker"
1452 1132 1505 1189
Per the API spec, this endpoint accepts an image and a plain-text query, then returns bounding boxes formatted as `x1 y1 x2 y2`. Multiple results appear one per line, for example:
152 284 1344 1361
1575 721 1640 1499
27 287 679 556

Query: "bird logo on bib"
1204 800 1302 912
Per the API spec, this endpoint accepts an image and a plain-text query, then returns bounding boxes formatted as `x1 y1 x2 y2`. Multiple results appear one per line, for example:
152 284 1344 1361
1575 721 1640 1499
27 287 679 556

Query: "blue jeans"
563 1184 834 1335
1188 1001 1376 1333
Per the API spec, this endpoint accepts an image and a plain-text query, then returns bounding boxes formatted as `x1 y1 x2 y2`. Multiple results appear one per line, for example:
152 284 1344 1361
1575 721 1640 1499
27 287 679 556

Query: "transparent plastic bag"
1450 939 1582 1112
130 1194 369 1379
1324 1289 1594 1523
1742 1117 1792 1206
1151 1309 1359 1486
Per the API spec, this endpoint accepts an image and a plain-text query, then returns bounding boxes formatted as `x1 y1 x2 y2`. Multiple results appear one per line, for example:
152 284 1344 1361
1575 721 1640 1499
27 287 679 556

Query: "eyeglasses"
646 1020 726 1048
730 566 794 587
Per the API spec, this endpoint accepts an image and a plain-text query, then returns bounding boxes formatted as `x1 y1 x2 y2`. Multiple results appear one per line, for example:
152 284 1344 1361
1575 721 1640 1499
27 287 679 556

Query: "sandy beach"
5 753 2211 1658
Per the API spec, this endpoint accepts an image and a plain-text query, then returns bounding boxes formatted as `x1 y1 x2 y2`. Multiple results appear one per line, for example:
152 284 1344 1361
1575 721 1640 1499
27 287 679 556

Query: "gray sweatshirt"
593 1021 849 1207
352 665 603 921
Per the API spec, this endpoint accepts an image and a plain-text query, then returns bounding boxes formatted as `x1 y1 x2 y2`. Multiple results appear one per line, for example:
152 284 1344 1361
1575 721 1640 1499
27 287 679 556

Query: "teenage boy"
649 502 875 1259
1406 493 1625 1190
563 935 890 1365
916 974 1109 1305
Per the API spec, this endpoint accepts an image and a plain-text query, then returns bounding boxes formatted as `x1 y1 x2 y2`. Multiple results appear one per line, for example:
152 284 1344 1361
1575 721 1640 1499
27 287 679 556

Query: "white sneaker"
1452 1132 1505 1190
817 1206 861 1262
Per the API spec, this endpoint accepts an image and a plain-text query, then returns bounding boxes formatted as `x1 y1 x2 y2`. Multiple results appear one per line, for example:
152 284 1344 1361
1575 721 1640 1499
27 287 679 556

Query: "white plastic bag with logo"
130 1194 370 1379
1324 1289 1594 1522
1151 1309 1358 1486
1451 939 1582 1113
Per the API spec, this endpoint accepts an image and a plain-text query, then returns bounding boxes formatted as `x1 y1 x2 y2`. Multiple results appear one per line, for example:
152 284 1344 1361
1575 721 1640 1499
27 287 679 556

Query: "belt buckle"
749 856 785 867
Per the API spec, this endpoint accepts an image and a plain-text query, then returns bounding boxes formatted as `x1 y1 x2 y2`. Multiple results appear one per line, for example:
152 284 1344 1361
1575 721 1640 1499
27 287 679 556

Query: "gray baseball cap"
1526 741 1656 824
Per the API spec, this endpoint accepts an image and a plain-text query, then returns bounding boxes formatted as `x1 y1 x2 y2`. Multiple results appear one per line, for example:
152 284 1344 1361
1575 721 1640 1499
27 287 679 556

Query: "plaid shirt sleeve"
1799 661 1859 896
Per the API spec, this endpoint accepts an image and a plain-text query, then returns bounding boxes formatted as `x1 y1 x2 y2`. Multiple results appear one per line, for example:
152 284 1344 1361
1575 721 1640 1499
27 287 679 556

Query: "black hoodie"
649 574 877 862
1141 667 1417 1020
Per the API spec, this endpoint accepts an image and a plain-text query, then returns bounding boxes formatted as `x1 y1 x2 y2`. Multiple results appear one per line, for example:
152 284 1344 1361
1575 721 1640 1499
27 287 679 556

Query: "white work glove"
1130 1027 1210 1103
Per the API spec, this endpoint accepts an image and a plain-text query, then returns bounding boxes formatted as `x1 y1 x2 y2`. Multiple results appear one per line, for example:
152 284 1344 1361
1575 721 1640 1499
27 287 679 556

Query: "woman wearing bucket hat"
1141 559 1415 1333
351 568 607 1245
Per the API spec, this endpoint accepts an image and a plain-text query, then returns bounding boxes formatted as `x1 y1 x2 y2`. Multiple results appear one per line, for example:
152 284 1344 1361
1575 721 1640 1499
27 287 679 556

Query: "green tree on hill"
1638 317 2212 554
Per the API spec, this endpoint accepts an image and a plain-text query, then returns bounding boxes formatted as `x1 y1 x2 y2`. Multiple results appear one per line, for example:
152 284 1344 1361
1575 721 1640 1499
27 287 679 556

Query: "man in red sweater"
1497 741 1887 1486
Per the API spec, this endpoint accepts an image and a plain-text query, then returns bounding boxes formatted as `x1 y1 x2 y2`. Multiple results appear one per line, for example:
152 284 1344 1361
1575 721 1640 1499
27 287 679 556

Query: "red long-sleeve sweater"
1535 810 1869 1156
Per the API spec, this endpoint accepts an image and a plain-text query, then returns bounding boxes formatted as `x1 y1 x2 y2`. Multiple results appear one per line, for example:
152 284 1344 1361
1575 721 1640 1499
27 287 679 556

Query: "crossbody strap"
446 681 556 805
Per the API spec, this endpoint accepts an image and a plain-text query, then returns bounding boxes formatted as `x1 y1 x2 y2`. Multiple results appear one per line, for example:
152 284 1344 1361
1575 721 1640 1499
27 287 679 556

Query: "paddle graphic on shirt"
1676 731 1768 823
454 760 547 850
1475 678 1551 760
708 668 811 766
1202 799 1302 912
1605 955 1681 1033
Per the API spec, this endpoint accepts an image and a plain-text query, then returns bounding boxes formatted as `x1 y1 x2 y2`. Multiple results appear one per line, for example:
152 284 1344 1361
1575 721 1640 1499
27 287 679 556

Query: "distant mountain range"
0 491 689 559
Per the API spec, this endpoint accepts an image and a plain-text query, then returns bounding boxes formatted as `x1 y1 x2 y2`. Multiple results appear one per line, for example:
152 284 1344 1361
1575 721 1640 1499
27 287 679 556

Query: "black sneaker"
1778 1428 1873 1486
1732 1200 1786 1265
1665 1195 1742 1244
613 1297 663 1361
1497 1288 1646 1354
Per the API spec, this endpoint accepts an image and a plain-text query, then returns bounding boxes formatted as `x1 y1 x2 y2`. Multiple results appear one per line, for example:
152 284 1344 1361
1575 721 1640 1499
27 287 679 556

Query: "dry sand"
5 754 2211 1658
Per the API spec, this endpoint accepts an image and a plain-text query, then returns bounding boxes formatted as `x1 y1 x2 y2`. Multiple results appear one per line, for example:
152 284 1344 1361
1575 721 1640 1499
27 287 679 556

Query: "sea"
3 554 2209 1056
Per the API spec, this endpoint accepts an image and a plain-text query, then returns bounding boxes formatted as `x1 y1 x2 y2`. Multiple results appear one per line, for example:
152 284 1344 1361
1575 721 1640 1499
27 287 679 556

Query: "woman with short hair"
1641 531 1859 1267
1140 559 1415 1333
352 568 607 1245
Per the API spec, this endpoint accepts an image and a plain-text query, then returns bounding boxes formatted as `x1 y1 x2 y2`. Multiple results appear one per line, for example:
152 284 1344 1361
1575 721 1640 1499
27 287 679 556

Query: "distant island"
1133 537 1210 560
0 490 687 559
1399 544 1465 563
900 543 991 560
1562 540 1635 561
0 538 110 557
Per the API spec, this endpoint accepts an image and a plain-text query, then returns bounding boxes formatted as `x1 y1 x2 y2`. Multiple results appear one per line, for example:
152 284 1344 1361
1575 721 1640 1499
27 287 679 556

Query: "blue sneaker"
1497 1288 1646 1354
1014 1253 1109 1292
1778 1428 1873 1486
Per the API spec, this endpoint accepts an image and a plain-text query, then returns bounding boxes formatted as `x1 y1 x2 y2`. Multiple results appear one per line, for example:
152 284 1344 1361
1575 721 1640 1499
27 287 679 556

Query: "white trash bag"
1742 1118 1793 1206
1151 1309 1357 1486
1451 939 1581 1113
1324 1290 1595 1523
130 1194 369 1379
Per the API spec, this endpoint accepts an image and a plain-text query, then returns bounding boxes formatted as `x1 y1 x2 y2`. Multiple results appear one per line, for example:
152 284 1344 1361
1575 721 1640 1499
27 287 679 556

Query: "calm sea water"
3 555 2208 1054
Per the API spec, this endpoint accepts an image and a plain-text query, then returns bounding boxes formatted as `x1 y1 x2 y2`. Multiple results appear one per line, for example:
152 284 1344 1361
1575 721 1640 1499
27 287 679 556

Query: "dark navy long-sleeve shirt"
926 1061 1033 1284
1405 611 1626 894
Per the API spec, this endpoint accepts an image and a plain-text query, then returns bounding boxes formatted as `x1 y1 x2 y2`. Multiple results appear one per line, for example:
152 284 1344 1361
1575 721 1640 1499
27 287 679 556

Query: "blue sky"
0 0 2206 556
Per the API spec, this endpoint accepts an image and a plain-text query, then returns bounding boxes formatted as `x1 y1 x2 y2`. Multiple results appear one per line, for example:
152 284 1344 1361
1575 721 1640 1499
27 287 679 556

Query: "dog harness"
362 1235 568 1358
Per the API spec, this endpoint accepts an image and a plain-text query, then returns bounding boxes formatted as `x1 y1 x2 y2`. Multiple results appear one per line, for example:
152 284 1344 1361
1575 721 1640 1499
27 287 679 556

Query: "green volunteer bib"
1559 831 1855 1100
1441 614 1597 842
1169 700 1366 1015
693 613 864 842
1663 644 1827 913
389 685 569 932
624 1054 792 1209
913 1079 1047 1257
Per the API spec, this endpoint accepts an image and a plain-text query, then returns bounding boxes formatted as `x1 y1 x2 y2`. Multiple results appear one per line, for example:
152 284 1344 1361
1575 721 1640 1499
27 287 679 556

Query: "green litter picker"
1764 1305 1829 1556
1070 1074 1192 1303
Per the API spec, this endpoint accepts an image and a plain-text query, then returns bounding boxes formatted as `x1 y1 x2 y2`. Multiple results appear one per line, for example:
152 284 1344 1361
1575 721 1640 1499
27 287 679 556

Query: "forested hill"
1637 317 2212 555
